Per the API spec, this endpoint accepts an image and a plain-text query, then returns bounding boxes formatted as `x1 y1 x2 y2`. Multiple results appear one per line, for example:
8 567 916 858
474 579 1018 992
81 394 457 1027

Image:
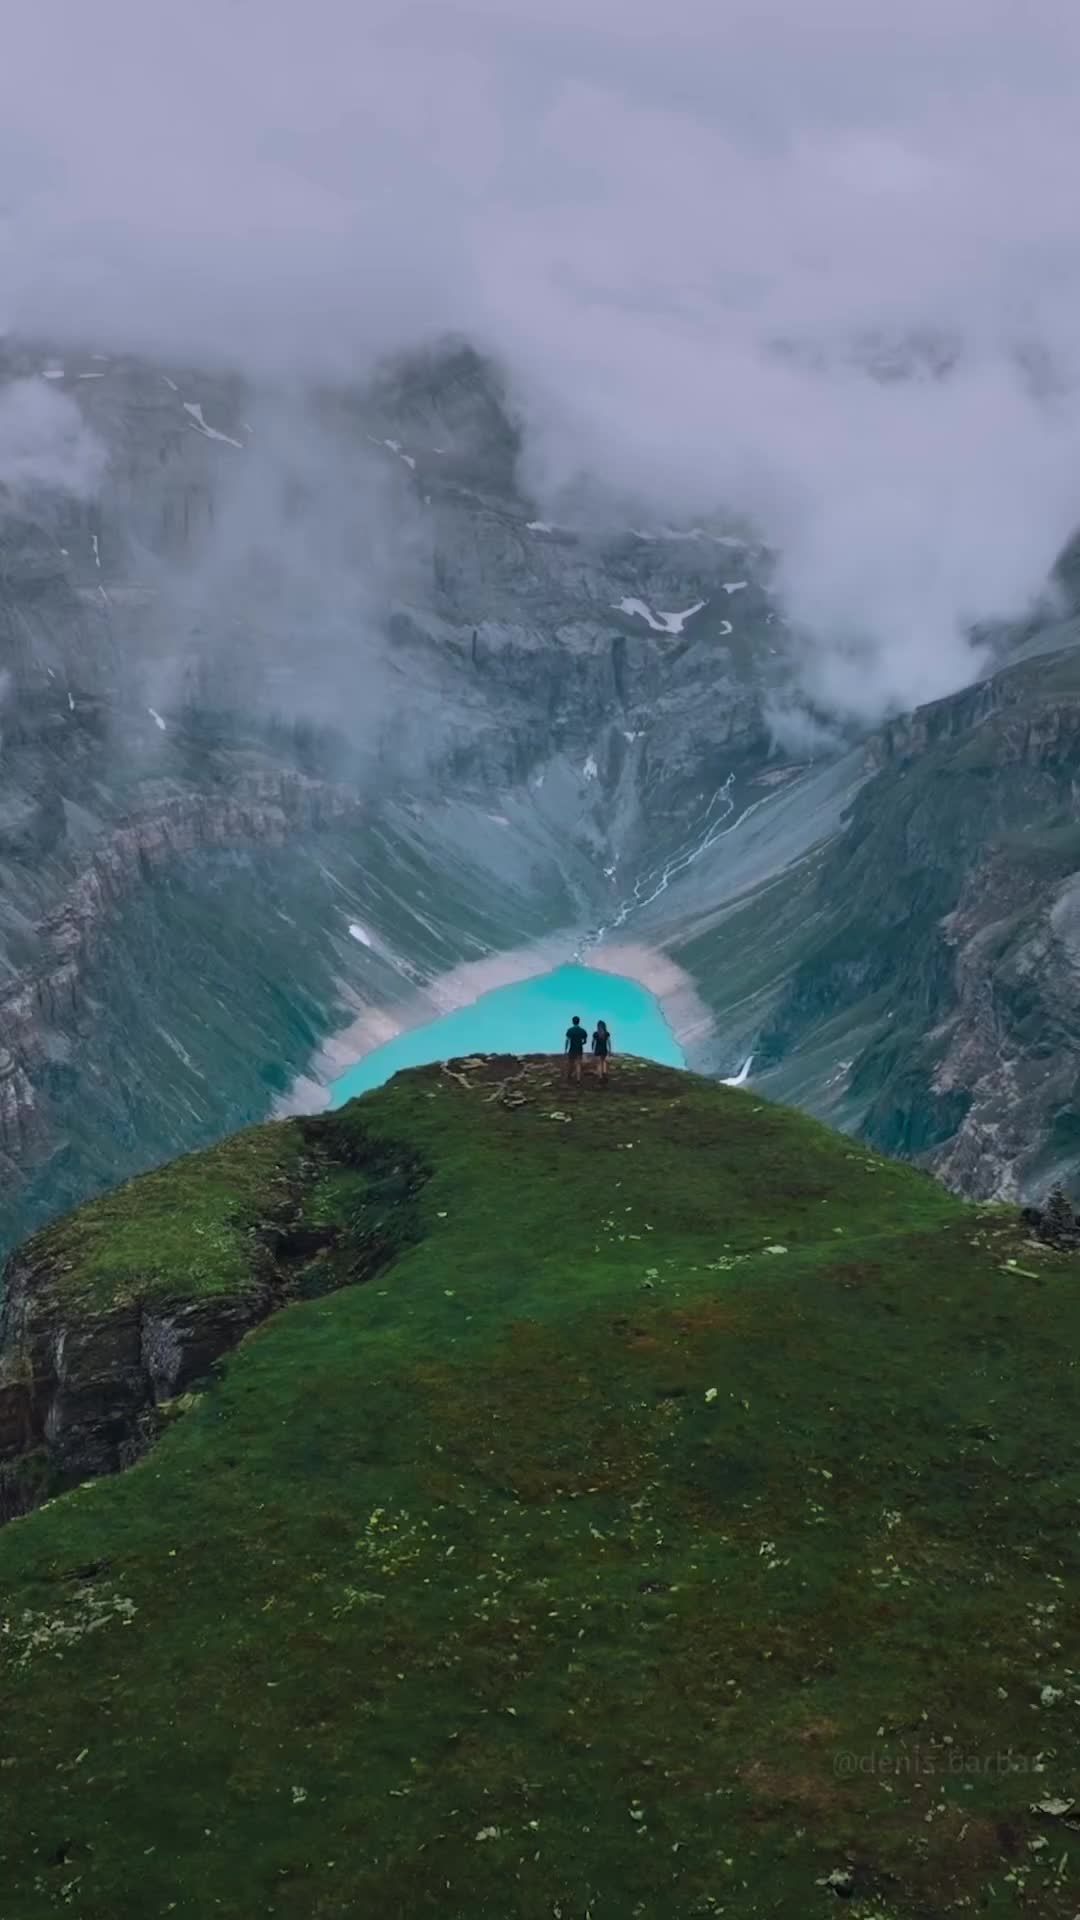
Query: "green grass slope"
1 1056 1079 1919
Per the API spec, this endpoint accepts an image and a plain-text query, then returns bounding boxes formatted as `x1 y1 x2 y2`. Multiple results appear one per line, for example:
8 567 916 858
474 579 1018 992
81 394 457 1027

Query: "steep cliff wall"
4 334 1080 1230
0 772 362 1164
660 644 1080 1198
0 338 784 1247
0 1105 427 1519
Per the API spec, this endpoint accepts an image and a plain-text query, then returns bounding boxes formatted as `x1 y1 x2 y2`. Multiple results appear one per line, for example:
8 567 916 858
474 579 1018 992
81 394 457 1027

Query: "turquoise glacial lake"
328 962 685 1107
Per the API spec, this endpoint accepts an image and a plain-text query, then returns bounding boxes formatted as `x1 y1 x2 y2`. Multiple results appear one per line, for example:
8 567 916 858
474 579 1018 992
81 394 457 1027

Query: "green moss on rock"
32 1122 310 1313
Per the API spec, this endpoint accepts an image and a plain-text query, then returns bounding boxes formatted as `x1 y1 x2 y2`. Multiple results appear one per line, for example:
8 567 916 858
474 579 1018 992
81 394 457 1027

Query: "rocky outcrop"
1021 1186 1080 1248
865 654 1080 772
695 641 1080 1200
0 1281 273 1515
0 1110 428 1521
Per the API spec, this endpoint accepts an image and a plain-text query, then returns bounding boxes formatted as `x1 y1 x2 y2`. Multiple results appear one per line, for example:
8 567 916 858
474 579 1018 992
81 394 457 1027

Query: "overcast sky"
5 0 1080 719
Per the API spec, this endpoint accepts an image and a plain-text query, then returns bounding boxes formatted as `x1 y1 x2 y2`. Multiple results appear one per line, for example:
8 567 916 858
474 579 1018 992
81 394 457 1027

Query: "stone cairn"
1021 1185 1080 1250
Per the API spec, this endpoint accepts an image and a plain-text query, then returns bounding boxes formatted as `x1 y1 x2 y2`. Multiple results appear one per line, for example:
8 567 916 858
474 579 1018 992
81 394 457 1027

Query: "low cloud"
5 0 1080 721
0 380 106 504
127 390 432 756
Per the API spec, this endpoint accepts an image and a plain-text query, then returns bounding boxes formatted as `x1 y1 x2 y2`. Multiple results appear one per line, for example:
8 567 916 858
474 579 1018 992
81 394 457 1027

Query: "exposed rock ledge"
0 1106 426 1522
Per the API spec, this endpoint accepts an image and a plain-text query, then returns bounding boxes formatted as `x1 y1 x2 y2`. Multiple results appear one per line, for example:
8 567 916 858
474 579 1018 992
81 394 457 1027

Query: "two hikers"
564 1016 613 1084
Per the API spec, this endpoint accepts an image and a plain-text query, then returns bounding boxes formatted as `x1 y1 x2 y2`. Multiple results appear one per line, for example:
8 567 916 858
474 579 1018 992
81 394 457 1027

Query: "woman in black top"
592 1020 612 1082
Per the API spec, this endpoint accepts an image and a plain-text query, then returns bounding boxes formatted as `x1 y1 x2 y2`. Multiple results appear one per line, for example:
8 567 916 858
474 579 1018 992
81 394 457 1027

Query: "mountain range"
1 332 1079 1252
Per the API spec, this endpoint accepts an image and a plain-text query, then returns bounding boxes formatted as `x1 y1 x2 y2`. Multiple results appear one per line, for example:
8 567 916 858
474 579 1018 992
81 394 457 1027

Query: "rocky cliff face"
0 771 362 1161
0 1104 428 1519
649 642 1080 1199
2 331 1080 1239
0 336 789 1253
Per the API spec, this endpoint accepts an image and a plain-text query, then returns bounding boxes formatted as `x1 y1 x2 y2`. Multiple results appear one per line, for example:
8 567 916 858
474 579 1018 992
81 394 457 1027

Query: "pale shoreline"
582 940 715 1051
275 934 713 1117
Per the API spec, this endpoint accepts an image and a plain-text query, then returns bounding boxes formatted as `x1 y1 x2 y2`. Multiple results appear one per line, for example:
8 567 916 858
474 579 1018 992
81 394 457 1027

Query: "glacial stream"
328 963 684 1107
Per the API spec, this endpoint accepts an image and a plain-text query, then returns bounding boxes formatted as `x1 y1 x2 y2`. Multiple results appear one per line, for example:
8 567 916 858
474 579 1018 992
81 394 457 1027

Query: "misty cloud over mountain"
5 0 1080 723
0 379 107 499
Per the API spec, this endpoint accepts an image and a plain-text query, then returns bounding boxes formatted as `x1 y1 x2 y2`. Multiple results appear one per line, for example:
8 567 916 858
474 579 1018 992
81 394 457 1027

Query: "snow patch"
148 707 166 732
90 534 100 569
630 526 748 547
631 525 711 543
615 597 707 635
527 520 555 533
722 581 748 595
161 376 179 392
583 754 599 781
183 401 244 449
374 436 416 472
719 620 733 636
722 1054 754 1087
67 692 75 711
41 368 64 380
348 922 374 948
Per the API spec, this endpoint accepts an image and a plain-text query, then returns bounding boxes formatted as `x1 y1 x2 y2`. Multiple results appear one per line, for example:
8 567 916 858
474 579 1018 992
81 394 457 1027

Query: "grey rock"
1 330 1080 1248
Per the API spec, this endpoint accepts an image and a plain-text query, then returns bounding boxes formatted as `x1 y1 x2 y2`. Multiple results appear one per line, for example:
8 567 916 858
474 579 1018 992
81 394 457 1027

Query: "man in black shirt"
564 1015 587 1083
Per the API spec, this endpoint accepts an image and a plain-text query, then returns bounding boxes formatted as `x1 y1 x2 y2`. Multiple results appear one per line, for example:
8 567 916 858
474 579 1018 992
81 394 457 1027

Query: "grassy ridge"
28 1124 310 1312
0 1057 1078 1917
